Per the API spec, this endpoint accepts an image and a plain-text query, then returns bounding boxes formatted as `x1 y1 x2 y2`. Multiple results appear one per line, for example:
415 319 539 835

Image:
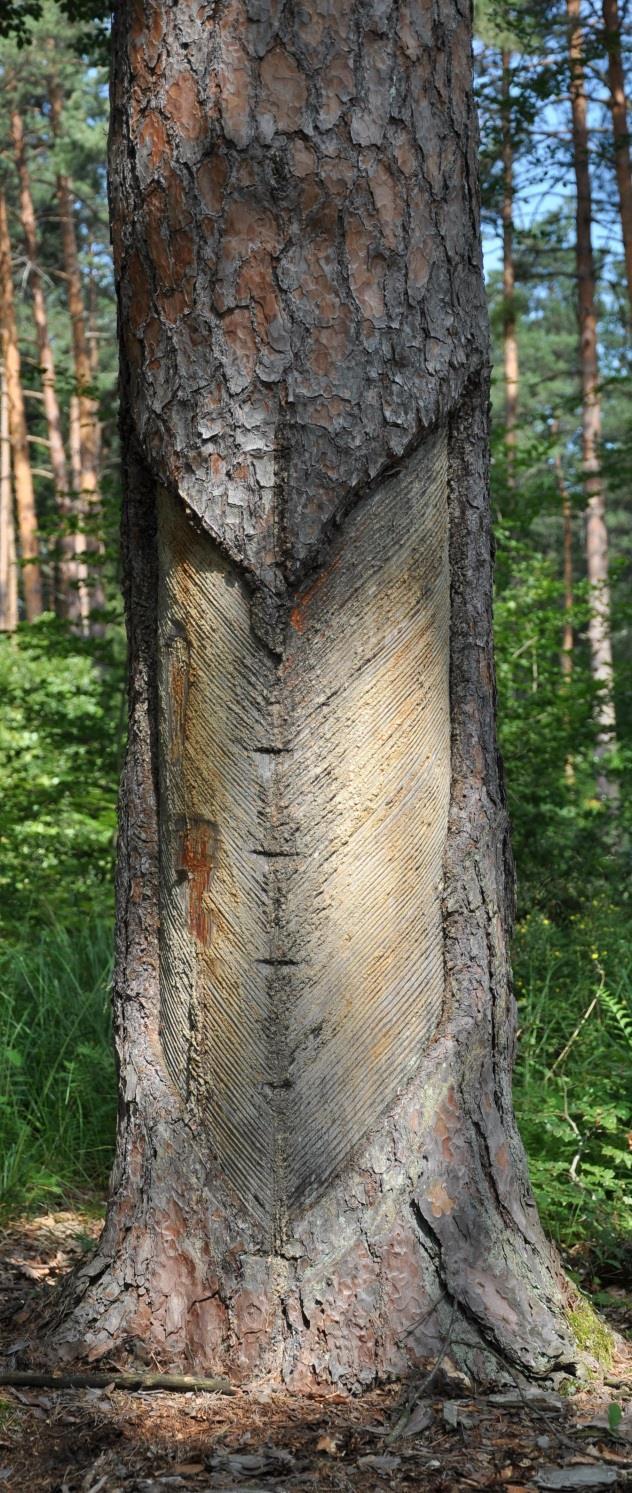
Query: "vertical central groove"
157 428 451 1238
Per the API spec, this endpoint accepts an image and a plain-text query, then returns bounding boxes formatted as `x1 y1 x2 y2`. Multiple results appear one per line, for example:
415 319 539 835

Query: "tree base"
43 1032 577 1393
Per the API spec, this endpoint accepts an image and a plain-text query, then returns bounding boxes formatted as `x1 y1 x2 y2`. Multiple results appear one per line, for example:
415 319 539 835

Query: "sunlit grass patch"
0 917 116 1214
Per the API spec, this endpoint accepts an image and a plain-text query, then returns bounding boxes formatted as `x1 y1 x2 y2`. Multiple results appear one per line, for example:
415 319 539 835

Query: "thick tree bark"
501 50 518 490
49 82 106 630
10 105 90 631
51 0 576 1388
0 191 43 623
0 359 18 632
602 0 632 310
567 0 618 801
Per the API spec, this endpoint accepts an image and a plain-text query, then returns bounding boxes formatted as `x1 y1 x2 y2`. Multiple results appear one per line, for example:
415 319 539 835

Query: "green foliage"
479 34 632 1280
512 910 632 1277
0 0 110 57
495 535 607 914
599 984 632 1051
0 916 116 1212
0 617 124 935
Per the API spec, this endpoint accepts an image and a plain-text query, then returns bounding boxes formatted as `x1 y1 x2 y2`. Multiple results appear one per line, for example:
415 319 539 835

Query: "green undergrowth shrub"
0 615 122 1213
0 615 124 937
513 905 632 1282
493 520 632 1283
0 916 116 1213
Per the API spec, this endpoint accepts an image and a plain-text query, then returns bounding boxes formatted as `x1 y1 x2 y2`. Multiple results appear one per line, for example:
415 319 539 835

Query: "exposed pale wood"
158 431 450 1235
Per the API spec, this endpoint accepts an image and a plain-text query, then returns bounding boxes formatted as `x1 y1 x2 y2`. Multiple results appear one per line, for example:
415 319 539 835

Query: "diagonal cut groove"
157 428 451 1240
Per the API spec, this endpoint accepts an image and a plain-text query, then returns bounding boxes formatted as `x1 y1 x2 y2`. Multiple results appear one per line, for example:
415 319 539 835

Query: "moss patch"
567 1297 615 1369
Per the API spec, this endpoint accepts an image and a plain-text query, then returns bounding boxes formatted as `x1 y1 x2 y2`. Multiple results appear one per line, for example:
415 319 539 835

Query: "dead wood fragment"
0 1370 234 1395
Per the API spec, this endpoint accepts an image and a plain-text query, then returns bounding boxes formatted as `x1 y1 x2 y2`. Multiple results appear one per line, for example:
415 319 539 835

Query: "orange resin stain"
289 554 342 632
177 819 217 945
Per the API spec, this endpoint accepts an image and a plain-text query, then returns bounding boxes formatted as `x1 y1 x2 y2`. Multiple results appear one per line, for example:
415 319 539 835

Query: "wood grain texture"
158 428 450 1236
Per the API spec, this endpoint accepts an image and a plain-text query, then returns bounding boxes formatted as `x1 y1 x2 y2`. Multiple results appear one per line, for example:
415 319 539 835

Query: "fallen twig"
387 1298 457 1443
0 1369 234 1395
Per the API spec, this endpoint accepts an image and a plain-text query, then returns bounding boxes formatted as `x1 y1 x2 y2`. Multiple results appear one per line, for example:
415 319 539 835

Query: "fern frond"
599 986 632 1052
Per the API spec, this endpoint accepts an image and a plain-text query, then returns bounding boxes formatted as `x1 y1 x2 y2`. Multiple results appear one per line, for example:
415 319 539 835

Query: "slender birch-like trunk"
602 0 632 309
49 81 106 629
69 393 82 499
567 0 618 800
554 436 576 783
0 191 43 623
87 264 102 471
10 105 89 630
559 457 574 683
501 49 519 489
0 360 18 632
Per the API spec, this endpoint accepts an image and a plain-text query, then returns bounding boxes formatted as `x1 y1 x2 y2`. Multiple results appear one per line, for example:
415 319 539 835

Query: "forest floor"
0 1214 630 1493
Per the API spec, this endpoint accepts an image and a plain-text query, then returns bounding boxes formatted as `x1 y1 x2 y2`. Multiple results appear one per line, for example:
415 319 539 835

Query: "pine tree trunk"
567 0 618 801
49 81 106 631
602 0 632 310
0 191 43 623
51 0 577 1389
0 360 18 632
10 105 90 631
501 50 519 490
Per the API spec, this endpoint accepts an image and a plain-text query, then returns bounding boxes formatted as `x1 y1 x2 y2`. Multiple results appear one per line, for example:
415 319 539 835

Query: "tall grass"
0 918 116 1213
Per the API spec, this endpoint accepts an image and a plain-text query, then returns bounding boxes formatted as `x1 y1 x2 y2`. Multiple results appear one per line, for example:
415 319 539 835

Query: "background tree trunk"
553 430 575 783
560 457 574 682
87 261 102 471
501 49 519 490
567 0 618 802
0 191 43 623
50 81 105 631
52 0 577 1389
11 104 90 630
0 359 18 632
602 0 632 310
